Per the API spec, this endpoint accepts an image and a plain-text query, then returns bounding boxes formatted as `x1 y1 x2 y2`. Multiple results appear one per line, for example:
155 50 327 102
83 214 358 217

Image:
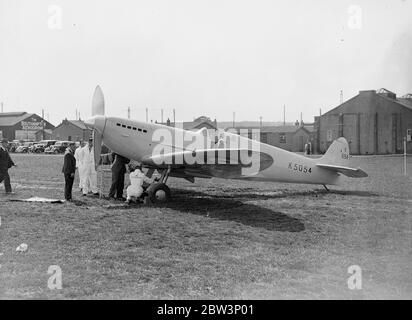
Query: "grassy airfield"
0 154 411 299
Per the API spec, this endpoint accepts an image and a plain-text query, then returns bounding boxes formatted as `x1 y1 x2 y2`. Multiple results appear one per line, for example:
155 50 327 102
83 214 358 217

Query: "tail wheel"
146 183 171 204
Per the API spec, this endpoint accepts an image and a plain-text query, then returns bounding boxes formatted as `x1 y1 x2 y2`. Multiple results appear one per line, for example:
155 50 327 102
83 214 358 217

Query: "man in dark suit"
108 153 130 200
0 139 16 194
62 142 77 201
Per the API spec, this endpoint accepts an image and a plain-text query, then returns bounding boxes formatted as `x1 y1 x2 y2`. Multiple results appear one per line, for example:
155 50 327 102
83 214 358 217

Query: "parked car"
30 140 58 153
15 142 35 153
8 140 23 152
45 141 71 154
8 143 18 152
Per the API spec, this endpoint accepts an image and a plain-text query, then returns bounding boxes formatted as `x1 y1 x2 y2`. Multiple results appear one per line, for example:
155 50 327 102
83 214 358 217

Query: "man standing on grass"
62 142 76 201
81 137 99 196
0 139 17 194
74 140 86 192
108 153 130 201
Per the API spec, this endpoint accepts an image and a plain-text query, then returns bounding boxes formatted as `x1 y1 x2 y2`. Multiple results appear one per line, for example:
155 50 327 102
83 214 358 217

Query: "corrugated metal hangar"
315 88 412 155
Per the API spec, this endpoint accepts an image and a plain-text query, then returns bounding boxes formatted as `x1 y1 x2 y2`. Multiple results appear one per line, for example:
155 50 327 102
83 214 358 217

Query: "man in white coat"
82 138 99 196
74 141 86 192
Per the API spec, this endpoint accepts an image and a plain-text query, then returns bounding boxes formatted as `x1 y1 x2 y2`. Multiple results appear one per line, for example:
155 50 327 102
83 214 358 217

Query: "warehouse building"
52 119 92 141
0 112 55 141
315 88 412 155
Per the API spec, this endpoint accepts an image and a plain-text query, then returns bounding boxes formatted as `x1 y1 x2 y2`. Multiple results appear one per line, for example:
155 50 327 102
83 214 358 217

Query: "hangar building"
0 112 55 141
315 88 412 155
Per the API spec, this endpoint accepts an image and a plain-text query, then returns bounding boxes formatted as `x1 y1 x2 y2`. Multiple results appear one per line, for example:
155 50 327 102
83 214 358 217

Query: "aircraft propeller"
91 85 105 169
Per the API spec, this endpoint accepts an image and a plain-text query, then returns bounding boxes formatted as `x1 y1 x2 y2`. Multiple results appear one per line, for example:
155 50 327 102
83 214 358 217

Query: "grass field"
0 154 411 299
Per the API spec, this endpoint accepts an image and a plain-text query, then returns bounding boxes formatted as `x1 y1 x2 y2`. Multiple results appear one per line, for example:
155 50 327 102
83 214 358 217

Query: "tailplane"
316 137 367 178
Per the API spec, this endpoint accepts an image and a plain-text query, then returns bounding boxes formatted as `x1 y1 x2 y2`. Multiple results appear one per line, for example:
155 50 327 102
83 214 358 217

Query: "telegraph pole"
146 108 149 123
233 112 235 128
404 137 407 176
161 109 164 123
42 109 45 140
283 105 286 126
1 102 3 113
127 106 131 119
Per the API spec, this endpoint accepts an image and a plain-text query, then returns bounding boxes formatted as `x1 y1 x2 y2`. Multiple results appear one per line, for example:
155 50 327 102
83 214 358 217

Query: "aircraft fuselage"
95 116 342 186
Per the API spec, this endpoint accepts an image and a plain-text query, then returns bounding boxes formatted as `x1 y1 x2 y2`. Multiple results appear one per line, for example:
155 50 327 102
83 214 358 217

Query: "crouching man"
62 142 77 201
126 164 152 204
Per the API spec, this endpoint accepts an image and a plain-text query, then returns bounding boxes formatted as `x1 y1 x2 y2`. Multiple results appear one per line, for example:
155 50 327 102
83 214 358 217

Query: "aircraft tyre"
146 183 171 204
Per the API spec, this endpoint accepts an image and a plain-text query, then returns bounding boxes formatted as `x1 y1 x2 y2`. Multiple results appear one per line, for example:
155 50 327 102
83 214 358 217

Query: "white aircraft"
85 86 367 203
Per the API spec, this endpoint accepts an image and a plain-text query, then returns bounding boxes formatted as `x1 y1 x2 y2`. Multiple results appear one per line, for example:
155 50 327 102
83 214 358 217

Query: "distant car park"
30 140 57 153
44 141 71 154
15 142 35 153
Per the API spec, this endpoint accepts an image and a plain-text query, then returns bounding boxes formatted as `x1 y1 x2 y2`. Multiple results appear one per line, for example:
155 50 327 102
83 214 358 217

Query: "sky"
0 0 411 126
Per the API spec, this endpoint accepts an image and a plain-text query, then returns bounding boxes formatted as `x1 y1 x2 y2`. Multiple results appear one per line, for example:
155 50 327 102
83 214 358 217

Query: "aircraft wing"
316 164 368 178
141 148 274 179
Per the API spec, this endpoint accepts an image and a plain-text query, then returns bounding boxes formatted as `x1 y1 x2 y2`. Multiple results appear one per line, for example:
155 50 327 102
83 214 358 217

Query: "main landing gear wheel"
146 182 171 204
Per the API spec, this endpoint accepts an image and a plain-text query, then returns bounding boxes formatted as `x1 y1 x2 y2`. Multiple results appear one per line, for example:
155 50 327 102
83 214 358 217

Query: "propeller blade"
93 129 103 170
92 85 105 116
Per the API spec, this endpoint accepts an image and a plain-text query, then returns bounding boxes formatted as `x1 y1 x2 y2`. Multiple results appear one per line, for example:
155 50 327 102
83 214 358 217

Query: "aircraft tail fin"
320 137 350 166
316 137 367 178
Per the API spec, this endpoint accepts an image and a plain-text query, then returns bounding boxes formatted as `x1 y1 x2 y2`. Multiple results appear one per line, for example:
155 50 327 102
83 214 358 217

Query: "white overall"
74 146 85 190
81 145 98 194
126 169 151 201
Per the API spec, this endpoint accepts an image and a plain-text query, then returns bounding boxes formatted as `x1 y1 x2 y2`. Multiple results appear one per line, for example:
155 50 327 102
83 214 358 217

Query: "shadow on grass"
319 189 379 197
171 188 379 202
205 188 379 200
165 188 305 232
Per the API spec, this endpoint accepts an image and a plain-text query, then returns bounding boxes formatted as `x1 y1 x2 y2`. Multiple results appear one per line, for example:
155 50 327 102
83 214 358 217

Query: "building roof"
0 112 35 126
219 121 293 129
325 88 412 115
69 120 88 130
377 91 412 111
183 120 217 130
55 119 89 130
160 116 218 130
261 125 301 133
300 125 315 133
227 125 312 134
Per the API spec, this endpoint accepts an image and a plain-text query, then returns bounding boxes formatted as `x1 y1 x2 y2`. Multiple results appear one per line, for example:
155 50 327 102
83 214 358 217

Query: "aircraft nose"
84 115 106 134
